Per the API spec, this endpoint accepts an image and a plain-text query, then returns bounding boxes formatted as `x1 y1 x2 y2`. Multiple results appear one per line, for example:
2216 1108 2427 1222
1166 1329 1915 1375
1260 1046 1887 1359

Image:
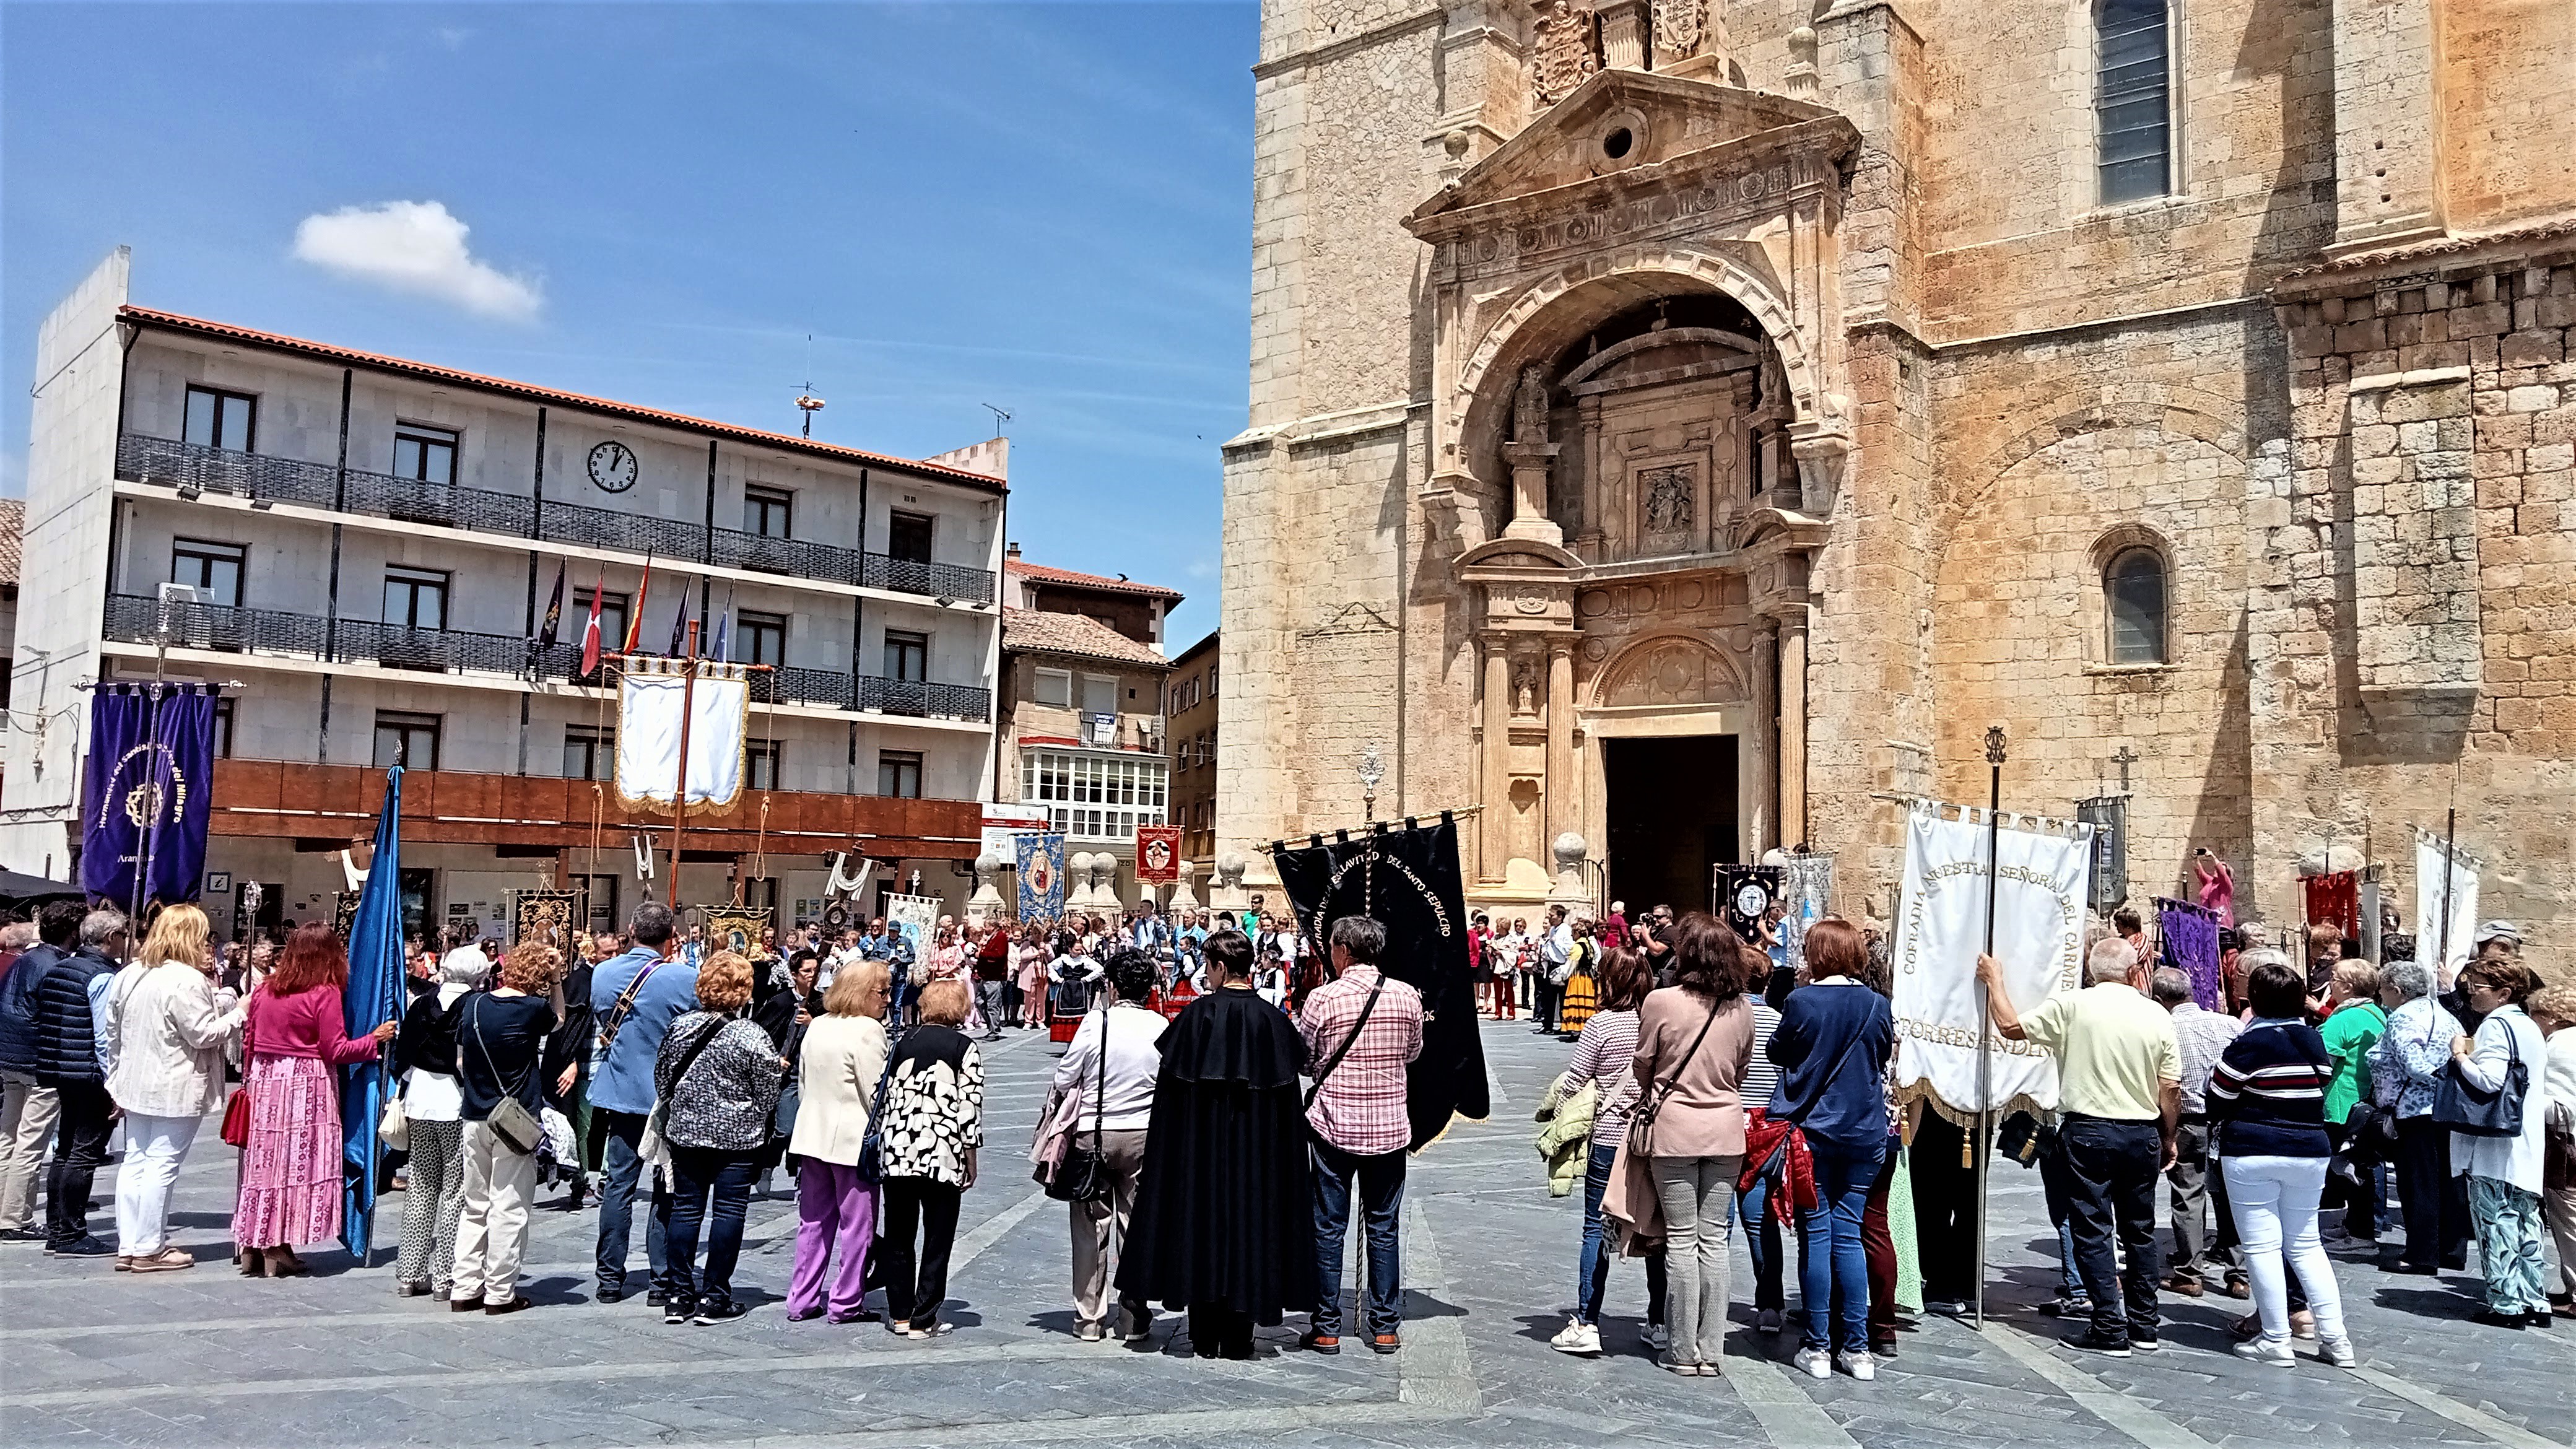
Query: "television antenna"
981 402 1012 435
794 333 825 438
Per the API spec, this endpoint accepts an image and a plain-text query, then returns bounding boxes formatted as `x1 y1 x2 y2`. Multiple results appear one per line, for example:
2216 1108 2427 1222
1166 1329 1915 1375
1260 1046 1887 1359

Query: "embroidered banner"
1134 825 1181 885
80 682 218 907
2155 896 2222 1011
1016 832 1066 922
1891 804 2094 1120
884 892 941 961
2413 829 2481 978
614 659 748 813
1780 853 1834 975
1272 816 1489 1151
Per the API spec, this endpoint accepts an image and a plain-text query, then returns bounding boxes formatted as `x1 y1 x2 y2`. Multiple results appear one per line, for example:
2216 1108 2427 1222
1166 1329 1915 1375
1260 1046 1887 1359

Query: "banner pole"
2434 805 2456 989
1974 724 2007 1332
667 629 700 908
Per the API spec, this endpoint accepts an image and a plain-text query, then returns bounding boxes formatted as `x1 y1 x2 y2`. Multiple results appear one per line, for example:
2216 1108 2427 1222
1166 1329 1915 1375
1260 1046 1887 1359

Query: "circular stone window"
1602 127 1634 160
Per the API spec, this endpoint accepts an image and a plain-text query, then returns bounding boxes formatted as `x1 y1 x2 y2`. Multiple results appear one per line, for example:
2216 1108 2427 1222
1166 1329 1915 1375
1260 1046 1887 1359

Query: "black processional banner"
80 682 218 907
2076 796 2129 913
1713 863 1782 944
1272 813 1489 1152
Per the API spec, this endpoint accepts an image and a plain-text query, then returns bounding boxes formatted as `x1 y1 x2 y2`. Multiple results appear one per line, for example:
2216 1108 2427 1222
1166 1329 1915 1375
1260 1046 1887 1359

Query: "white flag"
616 661 748 810
1891 805 2095 1120
2413 831 2479 980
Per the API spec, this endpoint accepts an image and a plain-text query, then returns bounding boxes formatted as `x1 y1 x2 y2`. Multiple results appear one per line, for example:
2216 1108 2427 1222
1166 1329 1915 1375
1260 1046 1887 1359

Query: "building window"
884 629 928 682
183 386 256 453
886 510 933 562
736 610 786 668
212 697 237 759
564 724 614 780
2096 0 2172 205
170 538 246 607
383 567 450 630
373 710 443 770
878 749 923 799
392 424 459 486
2105 547 2168 664
1019 749 1169 842
744 484 794 539
747 739 783 791
1208 662 1218 697
1032 667 1071 707
1081 674 1116 715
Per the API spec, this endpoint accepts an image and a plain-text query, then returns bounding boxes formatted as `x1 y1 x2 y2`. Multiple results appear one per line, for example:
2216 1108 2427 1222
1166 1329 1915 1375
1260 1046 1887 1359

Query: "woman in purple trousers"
786 961 892 1322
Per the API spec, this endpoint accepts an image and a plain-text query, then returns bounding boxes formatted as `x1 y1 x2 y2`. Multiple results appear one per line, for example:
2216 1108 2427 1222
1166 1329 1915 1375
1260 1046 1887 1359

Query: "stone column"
1500 442 1564 544
1777 608 1809 850
2326 0 2446 255
1544 638 1577 846
1481 635 1513 882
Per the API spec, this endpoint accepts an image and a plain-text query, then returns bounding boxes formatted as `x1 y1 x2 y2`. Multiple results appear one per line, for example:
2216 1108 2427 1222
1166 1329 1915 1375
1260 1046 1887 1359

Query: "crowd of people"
0 884 2565 1382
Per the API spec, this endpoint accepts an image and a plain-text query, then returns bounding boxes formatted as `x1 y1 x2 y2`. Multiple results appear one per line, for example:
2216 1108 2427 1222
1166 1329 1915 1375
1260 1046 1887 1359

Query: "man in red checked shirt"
1295 916 1425 1356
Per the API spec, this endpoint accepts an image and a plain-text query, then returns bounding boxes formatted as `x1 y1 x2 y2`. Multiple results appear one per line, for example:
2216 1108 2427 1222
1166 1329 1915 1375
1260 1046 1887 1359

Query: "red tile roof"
1001 608 1170 668
0 498 20 588
1006 558 1183 602
118 307 1008 494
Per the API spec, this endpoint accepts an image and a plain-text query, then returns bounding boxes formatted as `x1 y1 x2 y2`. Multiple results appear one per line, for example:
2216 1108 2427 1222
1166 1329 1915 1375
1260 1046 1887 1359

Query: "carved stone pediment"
1404 71 1852 243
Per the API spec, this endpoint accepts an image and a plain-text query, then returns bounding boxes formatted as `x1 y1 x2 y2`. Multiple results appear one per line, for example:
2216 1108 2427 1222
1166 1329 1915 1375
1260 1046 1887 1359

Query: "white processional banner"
2413 829 2481 979
615 661 750 813
1891 804 2095 1121
884 892 942 962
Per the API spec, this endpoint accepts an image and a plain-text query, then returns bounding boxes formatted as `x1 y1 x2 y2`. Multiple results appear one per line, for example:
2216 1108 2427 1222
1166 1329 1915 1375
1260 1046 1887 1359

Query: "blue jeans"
2037 1139 2086 1296
659 1146 759 1310
594 1108 671 1295
1312 1139 1406 1337
1576 1141 1668 1326
1740 1164 1792 1311
1798 1138 1885 1353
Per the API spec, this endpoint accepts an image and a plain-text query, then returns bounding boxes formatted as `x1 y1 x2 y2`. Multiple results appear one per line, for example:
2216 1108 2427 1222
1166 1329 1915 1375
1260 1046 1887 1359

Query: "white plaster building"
6 250 1006 939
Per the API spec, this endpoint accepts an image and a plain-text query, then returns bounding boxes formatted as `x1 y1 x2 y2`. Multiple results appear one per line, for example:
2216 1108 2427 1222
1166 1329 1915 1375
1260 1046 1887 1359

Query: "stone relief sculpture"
1512 656 1539 714
1531 0 1600 109
1512 364 1553 446
1640 464 1695 534
1599 638 1741 708
1651 0 1707 65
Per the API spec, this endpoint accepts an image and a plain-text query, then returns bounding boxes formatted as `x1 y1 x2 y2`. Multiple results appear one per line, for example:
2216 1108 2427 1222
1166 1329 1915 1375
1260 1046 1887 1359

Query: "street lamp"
1357 742 1385 822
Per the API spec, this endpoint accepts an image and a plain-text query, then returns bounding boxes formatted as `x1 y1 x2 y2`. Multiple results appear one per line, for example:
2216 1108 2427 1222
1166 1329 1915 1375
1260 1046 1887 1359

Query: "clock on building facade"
586 440 638 493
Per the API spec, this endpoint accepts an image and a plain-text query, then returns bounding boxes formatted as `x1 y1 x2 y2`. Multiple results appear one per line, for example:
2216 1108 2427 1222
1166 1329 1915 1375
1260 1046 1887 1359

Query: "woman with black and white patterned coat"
875 977 986 1337
651 952 785 1325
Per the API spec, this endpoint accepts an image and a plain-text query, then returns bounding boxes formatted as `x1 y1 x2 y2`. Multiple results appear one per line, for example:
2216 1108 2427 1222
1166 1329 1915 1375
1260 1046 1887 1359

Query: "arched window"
2105 547 2168 664
2095 0 2172 204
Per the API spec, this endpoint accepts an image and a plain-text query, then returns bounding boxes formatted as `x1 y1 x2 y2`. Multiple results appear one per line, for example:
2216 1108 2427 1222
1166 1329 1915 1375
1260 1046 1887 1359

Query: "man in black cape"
1116 928 1315 1357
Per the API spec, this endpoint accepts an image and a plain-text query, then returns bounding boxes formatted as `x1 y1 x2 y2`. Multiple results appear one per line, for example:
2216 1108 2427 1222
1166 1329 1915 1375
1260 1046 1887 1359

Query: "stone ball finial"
1552 832 1588 869
1216 853 1246 889
1068 850 1096 880
975 850 1000 876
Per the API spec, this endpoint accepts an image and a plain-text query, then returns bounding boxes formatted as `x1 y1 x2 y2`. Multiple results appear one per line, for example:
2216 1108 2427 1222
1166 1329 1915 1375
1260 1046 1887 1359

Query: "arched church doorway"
1603 734 1739 916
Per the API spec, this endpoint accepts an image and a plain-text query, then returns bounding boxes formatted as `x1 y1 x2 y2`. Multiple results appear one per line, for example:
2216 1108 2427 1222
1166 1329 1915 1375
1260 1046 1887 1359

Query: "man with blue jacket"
0 903 80 1240
588 902 697 1305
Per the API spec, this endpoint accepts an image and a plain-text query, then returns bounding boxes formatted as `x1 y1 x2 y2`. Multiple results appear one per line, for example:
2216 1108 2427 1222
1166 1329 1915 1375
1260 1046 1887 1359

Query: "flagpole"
1974 723 2007 1332
668 624 700 908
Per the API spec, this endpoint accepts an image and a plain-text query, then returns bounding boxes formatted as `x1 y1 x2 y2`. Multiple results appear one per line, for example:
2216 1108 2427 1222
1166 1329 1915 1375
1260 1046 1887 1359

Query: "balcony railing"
102 594 990 723
116 434 995 605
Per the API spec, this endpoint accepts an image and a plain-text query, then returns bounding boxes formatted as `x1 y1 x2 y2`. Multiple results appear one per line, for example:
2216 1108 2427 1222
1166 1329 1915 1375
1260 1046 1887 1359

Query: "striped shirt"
2206 1017 2333 1159
1741 999 1783 1111
1563 1008 1641 1148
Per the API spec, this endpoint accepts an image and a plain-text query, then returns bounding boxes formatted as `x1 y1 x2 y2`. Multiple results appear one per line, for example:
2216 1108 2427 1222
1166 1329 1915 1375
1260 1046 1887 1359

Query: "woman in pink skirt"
233 924 395 1275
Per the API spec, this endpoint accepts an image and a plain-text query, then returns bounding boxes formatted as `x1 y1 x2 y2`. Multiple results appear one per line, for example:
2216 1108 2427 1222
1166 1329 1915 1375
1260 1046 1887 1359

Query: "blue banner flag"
1015 832 1066 922
340 768 406 1263
79 683 217 907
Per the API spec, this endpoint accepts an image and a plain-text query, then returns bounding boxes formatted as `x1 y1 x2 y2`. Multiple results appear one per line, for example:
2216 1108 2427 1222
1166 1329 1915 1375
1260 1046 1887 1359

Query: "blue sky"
1 1 1255 647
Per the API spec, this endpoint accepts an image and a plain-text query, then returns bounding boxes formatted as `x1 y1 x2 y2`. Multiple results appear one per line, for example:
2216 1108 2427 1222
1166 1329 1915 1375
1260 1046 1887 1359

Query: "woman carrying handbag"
1625 913 1756 1377
448 941 563 1315
2440 958 2551 1326
1050 949 1167 1342
785 961 892 1324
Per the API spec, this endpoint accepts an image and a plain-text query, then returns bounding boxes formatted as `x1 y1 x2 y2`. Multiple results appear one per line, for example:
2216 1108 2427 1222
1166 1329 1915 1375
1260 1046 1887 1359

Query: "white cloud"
291 201 541 320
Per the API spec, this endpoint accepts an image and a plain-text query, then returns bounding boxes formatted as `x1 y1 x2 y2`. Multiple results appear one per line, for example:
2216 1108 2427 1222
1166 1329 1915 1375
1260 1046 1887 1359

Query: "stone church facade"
1217 0 2575 942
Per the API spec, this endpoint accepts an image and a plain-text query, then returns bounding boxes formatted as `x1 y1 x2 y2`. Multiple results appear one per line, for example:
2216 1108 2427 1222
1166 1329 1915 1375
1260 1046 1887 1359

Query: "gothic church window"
2105 547 2168 664
2095 0 2172 205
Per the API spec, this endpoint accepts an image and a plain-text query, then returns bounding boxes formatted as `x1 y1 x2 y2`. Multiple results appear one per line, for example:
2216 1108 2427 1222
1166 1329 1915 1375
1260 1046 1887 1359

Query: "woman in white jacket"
103 905 243 1272
786 961 892 1324
2448 959 2553 1326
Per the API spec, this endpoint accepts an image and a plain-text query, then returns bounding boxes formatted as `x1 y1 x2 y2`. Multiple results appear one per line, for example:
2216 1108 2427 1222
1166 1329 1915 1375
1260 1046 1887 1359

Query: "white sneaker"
1793 1346 1832 1379
1756 1308 1784 1334
2319 1338 2357 1368
2233 1338 2295 1367
1552 1322 1602 1355
1550 1316 1586 1349
1837 1351 1876 1381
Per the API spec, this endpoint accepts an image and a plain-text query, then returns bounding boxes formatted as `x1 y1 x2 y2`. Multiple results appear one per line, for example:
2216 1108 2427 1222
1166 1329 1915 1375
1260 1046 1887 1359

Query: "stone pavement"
1 1016 2567 1448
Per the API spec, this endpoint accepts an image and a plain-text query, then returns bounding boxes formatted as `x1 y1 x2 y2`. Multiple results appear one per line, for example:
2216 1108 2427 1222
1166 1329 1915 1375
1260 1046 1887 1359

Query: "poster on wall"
982 804 1051 863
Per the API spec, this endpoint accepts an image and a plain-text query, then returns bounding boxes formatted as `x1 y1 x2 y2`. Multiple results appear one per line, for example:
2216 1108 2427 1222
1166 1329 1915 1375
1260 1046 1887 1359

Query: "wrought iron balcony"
101 593 991 723
116 434 996 605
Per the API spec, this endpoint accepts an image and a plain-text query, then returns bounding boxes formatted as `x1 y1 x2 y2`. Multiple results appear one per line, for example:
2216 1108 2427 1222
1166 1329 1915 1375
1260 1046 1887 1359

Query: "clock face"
1734 882 1770 917
587 440 638 493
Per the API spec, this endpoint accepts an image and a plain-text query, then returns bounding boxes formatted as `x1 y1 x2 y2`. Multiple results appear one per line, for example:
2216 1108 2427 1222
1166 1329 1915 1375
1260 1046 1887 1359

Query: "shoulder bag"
638 1015 725 1171
2432 1015 2528 1139
1302 978 1388 1110
1045 1007 1116 1203
854 1033 902 1185
1626 996 1724 1158
594 958 664 1054
469 995 544 1155
220 993 256 1149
